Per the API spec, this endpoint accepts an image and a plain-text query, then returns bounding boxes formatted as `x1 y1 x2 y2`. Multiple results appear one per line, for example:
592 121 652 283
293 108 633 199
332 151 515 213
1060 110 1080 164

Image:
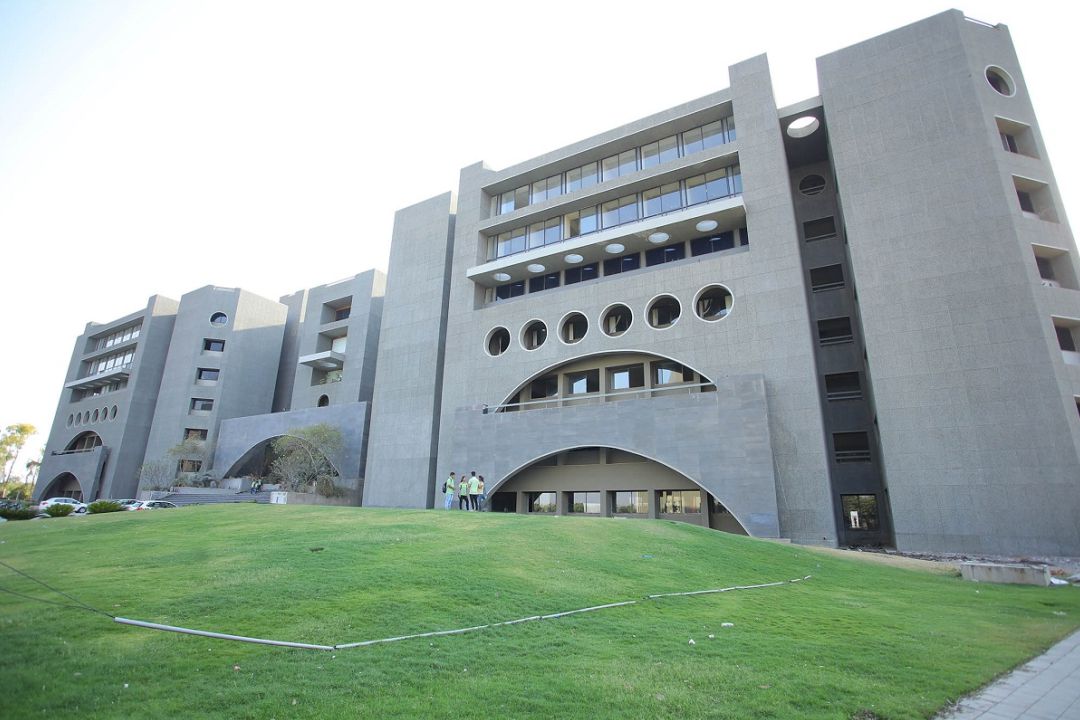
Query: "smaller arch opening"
65 432 102 452
317 395 330 407
647 296 681 329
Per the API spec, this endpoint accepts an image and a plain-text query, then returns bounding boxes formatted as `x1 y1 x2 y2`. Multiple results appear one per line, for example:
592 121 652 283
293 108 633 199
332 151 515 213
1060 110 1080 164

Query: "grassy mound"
0 504 1077 719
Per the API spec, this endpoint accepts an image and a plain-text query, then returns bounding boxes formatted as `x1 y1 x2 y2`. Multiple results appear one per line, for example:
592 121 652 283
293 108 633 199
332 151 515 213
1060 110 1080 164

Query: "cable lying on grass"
1 558 810 652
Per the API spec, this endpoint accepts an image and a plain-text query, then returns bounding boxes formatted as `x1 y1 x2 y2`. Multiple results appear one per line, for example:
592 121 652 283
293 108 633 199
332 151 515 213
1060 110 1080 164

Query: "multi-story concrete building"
36 10 1080 555
364 10 1080 555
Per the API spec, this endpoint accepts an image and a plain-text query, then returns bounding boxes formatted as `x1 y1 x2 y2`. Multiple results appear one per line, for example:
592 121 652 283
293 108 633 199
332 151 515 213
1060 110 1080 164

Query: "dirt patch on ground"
800 545 1080 578
801 545 961 574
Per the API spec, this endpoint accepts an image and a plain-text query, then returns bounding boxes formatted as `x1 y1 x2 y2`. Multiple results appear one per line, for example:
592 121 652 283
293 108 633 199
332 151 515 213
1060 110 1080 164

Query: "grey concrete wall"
213 402 369 489
363 193 456 507
819 10 1080 554
36 295 179 501
448 378 780 537
142 287 287 482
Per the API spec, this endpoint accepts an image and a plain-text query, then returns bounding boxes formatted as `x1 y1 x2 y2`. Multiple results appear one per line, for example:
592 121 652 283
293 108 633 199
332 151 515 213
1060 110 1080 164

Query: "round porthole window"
521 320 547 351
601 304 633 337
560 312 588 344
210 312 228 326
110 405 118 420
786 115 820 138
985 66 1014 97
647 295 681 329
696 285 734 322
67 414 74 428
92 409 99 423
799 174 827 196
486 327 511 357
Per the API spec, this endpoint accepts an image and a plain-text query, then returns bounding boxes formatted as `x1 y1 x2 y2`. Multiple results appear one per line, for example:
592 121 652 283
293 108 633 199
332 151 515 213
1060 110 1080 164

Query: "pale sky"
1 1 1076 474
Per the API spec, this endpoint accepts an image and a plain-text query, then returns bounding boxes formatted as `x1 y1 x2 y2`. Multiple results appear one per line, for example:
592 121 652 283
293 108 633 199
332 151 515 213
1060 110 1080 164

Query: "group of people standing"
443 471 485 511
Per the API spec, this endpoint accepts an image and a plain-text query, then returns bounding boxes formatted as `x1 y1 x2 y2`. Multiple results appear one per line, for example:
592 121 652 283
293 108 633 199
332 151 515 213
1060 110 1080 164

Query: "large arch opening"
495 351 715 412
65 432 102 452
219 435 342 493
39 472 85 501
486 446 747 535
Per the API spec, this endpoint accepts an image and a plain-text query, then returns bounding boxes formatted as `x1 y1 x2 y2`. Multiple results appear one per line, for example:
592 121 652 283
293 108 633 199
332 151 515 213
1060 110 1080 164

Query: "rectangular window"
613 490 648 514
645 244 685 267
528 492 557 513
530 376 558 400
190 398 214 412
603 253 640 276
564 262 599 285
685 173 708 206
334 306 351 321
564 206 598 238
691 231 735 256
824 372 862 401
203 339 225 352
659 490 702 514
818 317 854 346
1001 133 1018 153
810 264 845 292
834 432 872 463
569 492 600 514
176 459 202 475
494 281 525 301
601 195 638 229
196 368 220 382
1056 325 1077 353
701 120 726 150
682 126 703 155
803 217 837 242
609 364 645 391
841 494 879 530
496 227 527 257
566 369 600 395
331 335 347 353
528 273 560 294
528 222 546 250
565 162 598 192
184 428 208 442
652 361 694 386
995 117 1036 158
1017 190 1035 213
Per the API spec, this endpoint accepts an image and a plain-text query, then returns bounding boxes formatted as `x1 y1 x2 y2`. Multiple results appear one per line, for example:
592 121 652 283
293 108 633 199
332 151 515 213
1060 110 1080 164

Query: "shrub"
44 504 75 517
88 500 125 514
0 507 38 521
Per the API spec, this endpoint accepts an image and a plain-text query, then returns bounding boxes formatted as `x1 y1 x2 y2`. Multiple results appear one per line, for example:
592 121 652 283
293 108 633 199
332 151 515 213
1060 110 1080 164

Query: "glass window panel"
531 180 547 204
660 183 681 213
642 187 662 217
702 120 725 149
529 492 557 513
645 244 685 266
682 126 703 155
601 199 621 228
544 217 561 245
579 206 598 234
546 174 562 199
494 282 524 301
528 222 546 249
580 162 598 188
658 135 679 163
499 192 515 215
570 492 600 514
731 165 742 194
841 494 879 530
618 195 638 224
618 149 637 175
601 154 620 181
514 185 530 210
614 490 648 514
566 369 600 395
609 364 645 390
653 361 692 386
705 168 730 200
530 375 558 399
725 116 735 141
565 167 582 192
640 141 660 169
685 174 708 205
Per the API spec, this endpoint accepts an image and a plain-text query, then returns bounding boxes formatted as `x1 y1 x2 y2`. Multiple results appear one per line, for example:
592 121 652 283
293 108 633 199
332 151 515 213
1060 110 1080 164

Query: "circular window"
560 312 588 344
486 327 511 357
601 304 633 337
317 395 330 407
799 174 827 196
67 414 74 428
110 405 118 420
985 66 1014 97
696 285 734 322
92 409 100 423
786 115 820 138
521 320 547 351
75 412 83 425
209 312 228 326
647 295 681 329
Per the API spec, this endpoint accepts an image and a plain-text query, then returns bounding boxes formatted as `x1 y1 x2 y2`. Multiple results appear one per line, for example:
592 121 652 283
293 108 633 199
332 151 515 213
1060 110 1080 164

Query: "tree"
1 424 36 485
138 458 174 492
267 424 343 495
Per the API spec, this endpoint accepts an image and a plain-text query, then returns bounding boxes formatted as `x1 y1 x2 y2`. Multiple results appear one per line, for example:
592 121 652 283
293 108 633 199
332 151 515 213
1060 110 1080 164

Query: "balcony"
298 351 345 371
65 364 133 391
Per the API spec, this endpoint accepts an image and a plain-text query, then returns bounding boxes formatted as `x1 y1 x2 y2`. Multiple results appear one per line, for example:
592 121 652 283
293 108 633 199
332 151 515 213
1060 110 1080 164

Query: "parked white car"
127 500 178 511
37 497 87 514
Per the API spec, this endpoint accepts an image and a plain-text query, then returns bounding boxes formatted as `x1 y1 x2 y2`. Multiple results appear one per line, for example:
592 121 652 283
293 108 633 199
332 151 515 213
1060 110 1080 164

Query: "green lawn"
1 505 1077 719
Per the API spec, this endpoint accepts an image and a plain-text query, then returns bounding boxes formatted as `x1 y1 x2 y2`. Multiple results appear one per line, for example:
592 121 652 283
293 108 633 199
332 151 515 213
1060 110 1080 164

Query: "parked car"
0 499 25 510
127 500 178 510
111 499 140 509
37 497 88 514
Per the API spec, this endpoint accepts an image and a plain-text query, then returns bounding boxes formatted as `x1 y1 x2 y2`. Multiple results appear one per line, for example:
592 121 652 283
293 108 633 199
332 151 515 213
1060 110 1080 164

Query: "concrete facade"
36 11 1080 555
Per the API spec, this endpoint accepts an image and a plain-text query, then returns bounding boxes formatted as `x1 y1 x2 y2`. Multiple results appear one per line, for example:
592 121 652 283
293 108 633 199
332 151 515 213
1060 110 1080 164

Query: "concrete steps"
159 491 272 506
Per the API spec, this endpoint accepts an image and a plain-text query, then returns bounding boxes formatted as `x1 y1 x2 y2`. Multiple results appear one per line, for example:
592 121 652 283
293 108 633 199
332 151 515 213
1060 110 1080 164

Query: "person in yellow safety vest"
458 475 470 510
443 472 456 510
468 471 480 511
